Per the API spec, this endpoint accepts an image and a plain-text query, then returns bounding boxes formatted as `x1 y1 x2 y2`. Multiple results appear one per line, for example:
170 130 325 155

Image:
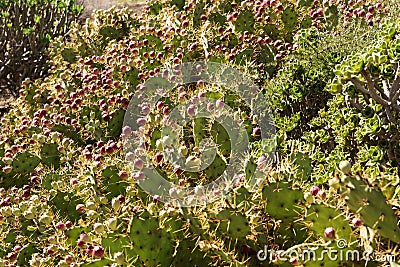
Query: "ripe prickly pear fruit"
134 158 144 170
324 227 336 240
339 160 351 174
351 218 363 227
310 186 319 196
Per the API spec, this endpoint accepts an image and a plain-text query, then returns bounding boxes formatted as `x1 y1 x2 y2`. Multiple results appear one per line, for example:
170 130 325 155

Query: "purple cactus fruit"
351 218 363 227
118 171 129 179
173 166 183 175
136 118 146 126
153 195 161 203
86 245 94 256
133 171 145 181
122 126 132 136
318 189 327 198
186 105 196 116
257 155 267 168
324 227 336 240
141 104 150 115
79 232 90 242
216 99 224 109
198 91 206 98
13 245 22 252
76 204 85 214
157 101 165 110
118 195 126 204
56 222 67 231
125 152 135 162
310 186 320 196
76 239 85 248
289 257 300 265
134 158 144 170
207 102 214 112
154 153 163 163
252 127 261 136
93 246 105 258
65 221 73 229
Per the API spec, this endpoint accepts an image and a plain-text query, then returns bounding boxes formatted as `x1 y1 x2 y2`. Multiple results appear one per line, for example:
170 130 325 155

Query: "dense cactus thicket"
0 0 399 266
0 0 82 97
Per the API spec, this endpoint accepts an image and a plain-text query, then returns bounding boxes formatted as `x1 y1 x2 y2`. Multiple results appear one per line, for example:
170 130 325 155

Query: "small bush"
0 0 82 97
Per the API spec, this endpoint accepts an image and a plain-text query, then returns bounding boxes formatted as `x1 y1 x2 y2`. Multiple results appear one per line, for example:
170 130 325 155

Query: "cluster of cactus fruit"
0 0 399 266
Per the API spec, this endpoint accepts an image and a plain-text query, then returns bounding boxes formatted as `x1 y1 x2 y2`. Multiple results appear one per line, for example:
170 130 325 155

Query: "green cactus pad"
276 220 308 247
170 0 185 10
228 186 252 208
209 12 226 26
262 183 304 220
245 157 257 182
193 2 205 28
101 166 128 201
52 124 84 145
41 172 62 190
281 7 298 33
106 109 125 139
297 0 313 7
12 151 40 174
193 117 210 146
65 226 90 246
210 121 231 158
49 191 83 222
17 243 38 266
341 176 400 243
172 238 212 266
102 233 136 260
40 143 61 169
99 25 119 39
203 153 226 179
234 9 255 33
324 5 339 31
299 15 313 29
290 152 312 181
305 204 353 242
61 48 78 63
129 211 174 266
214 209 251 239
82 259 113 267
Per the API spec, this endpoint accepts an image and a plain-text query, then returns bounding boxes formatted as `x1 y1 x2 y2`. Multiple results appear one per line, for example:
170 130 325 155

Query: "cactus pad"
213 209 251 239
262 183 303 220
101 166 128 201
12 151 40 174
234 9 255 33
341 176 400 243
40 143 61 169
281 7 298 33
129 211 175 266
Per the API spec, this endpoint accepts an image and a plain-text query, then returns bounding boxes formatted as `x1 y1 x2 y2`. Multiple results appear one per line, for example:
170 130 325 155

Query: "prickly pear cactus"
129 211 175 266
341 175 400 243
40 143 61 169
